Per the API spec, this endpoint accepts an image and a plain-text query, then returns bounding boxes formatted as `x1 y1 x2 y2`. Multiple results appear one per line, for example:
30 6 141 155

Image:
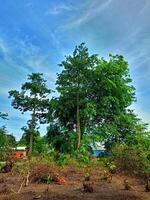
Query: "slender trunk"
76 91 81 149
28 107 36 158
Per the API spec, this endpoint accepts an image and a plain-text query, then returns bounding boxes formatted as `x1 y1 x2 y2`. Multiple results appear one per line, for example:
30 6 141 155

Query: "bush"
56 153 68 166
77 154 90 166
30 163 57 183
0 162 5 170
71 144 91 167
13 160 33 174
97 154 117 173
112 144 150 174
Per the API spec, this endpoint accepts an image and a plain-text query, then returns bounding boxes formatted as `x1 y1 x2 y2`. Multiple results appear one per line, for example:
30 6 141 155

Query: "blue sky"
0 0 150 140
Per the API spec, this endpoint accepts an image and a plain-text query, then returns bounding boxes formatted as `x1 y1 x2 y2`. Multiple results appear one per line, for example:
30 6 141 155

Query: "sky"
0 0 150 140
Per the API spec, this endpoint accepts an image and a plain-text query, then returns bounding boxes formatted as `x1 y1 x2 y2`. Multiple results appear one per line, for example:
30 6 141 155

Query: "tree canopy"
0 112 8 120
9 73 51 156
5 43 149 156
47 44 136 151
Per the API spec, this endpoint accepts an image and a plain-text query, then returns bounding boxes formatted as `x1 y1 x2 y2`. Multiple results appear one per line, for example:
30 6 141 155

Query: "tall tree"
9 73 51 156
48 45 136 151
55 43 98 149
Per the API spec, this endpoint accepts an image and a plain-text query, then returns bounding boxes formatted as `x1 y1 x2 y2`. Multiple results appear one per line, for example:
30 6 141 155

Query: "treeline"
0 125 16 160
1 44 150 164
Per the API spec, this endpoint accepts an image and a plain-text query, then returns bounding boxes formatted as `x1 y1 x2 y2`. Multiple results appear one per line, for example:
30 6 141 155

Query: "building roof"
13 146 27 151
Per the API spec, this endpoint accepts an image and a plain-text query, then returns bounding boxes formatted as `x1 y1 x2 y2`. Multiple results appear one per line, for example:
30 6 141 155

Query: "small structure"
12 146 27 159
91 143 106 156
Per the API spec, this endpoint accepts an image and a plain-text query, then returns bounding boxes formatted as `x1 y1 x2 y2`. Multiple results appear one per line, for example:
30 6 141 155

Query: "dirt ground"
0 166 150 200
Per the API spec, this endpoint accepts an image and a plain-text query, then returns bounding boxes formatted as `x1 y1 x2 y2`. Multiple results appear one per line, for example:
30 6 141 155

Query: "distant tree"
33 135 49 155
0 126 8 148
9 73 51 156
0 126 16 160
19 120 40 147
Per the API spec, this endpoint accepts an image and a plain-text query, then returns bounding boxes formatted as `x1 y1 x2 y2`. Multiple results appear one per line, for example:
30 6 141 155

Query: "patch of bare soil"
0 167 150 200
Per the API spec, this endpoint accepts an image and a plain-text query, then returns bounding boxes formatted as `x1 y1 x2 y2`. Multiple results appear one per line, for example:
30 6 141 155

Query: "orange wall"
13 151 27 159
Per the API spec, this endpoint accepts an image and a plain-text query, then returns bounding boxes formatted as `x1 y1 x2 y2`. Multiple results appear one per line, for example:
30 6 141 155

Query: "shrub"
56 153 68 166
77 154 90 166
112 144 150 174
30 163 57 183
13 160 33 174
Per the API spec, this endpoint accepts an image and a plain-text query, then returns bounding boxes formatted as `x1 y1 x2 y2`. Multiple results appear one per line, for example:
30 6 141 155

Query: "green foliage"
47 123 76 153
13 160 33 174
102 158 117 173
47 43 136 152
9 73 51 156
0 112 8 120
0 126 16 161
56 153 68 166
9 73 51 116
76 154 89 166
19 125 40 145
36 172 53 184
84 172 90 178
112 131 150 174
0 162 5 169
71 143 92 167
30 163 57 184
49 43 98 149
33 135 49 155
4 43 150 176
0 126 16 147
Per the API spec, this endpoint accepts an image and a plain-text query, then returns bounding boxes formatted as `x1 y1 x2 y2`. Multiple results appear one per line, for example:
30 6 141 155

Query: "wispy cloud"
63 0 112 29
131 103 150 127
0 35 57 102
124 34 150 72
45 4 72 16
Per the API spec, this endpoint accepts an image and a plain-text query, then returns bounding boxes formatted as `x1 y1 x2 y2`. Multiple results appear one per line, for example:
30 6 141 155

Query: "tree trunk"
28 107 36 158
76 92 81 149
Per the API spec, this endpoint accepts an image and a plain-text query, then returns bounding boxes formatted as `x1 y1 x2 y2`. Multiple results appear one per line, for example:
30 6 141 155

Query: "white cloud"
131 104 150 128
45 4 73 16
0 36 57 100
63 0 112 29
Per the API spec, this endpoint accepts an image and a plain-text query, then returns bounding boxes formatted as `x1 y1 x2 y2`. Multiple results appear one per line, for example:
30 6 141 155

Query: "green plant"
112 144 150 174
30 163 57 184
106 161 116 173
37 172 53 184
13 160 32 174
47 173 53 184
84 172 90 178
76 154 90 167
56 153 68 166
0 162 5 170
